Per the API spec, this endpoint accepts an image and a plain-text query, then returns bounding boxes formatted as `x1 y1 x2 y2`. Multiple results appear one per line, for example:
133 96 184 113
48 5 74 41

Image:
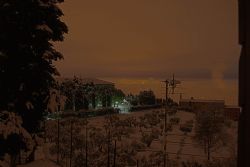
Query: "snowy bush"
0 111 34 166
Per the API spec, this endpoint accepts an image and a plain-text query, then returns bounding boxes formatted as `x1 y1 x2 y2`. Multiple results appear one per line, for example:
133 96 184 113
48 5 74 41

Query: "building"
224 106 241 121
179 98 241 121
179 98 225 112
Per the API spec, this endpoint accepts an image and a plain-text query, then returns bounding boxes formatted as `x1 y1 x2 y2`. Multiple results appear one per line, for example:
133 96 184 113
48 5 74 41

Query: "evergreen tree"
0 0 68 132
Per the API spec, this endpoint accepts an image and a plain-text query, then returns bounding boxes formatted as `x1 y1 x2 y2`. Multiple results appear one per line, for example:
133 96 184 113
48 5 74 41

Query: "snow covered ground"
12 109 237 167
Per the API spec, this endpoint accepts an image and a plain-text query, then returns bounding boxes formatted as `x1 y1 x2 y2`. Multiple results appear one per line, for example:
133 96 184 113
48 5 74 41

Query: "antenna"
169 73 181 94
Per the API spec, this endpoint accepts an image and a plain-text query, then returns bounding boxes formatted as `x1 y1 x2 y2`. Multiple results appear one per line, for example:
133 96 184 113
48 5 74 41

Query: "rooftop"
180 98 225 103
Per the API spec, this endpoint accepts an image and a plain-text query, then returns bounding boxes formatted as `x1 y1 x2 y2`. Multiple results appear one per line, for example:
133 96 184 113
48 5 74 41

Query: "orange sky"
54 0 241 79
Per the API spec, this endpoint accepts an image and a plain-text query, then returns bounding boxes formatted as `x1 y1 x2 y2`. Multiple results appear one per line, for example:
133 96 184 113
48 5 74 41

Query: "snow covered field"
17 109 237 167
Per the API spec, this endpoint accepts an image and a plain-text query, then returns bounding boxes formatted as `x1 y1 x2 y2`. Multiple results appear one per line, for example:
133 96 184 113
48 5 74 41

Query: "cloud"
54 0 240 79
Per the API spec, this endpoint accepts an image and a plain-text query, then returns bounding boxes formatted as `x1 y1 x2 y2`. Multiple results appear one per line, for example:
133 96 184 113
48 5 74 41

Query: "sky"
52 0 240 104
54 0 241 80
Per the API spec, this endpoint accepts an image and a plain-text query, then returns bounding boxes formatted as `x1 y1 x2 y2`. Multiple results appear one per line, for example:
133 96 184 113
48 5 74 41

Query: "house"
179 97 240 121
179 98 225 112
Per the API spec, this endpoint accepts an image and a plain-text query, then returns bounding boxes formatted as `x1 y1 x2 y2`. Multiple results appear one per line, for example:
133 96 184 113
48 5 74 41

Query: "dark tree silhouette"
0 0 68 132
138 90 156 105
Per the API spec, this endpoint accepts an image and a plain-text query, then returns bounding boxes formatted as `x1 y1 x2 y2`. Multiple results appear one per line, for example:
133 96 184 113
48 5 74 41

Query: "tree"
193 110 228 161
95 85 115 107
0 0 68 132
138 90 156 105
112 88 125 107
0 111 34 167
59 77 98 111
60 77 82 111
182 161 202 167
126 93 139 106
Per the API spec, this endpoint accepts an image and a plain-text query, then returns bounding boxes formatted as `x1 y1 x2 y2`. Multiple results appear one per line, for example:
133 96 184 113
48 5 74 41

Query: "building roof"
180 98 225 103
224 105 241 109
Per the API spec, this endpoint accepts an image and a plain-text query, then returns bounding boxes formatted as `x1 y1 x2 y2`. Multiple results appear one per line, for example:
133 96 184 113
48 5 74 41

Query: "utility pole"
70 120 73 167
57 118 60 164
85 123 88 167
170 74 181 95
113 140 116 167
162 79 169 167
179 93 183 100
161 74 181 166
107 128 110 167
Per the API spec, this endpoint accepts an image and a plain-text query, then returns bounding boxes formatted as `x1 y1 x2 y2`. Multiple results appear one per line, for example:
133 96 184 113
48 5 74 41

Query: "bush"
130 104 162 112
180 124 192 133
58 108 120 118
138 90 156 105
170 117 180 125
182 161 203 167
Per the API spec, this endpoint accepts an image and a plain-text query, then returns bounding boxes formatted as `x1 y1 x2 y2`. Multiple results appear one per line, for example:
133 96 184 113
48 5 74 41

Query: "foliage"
138 90 156 105
130 104 162 112
95 84 115 107
44 109 235 167
126 93 139 106
182 161 203 167
0 0 68 132
59 77 122 110
0 111 34 166
49 118 83 166
59 77 96 111
170 117 180 125
144 112 161 127
112 88 125 105
167 98 179 107
140 129 160 147
180 120 193 133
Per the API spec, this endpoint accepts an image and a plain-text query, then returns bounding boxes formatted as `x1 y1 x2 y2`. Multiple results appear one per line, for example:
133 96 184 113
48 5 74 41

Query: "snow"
17 159 60 167
36 24 53 34
0 109 236 166
0 111 35 162
42 50 52 59
42 109 237 166
37 0 50 8
0 160 8 167
3 3 10 7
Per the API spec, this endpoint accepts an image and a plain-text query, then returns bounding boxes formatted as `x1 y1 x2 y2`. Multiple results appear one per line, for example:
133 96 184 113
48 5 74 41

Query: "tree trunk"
10 154 17 167
207 144 210 161
70 120 73 167
57 119 60 164
85 125 88 167
72 94 75 112
113 140 116 167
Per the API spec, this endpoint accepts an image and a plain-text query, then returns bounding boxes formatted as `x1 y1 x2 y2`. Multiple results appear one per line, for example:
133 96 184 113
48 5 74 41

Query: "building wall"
179 99 241 121
179 100 225 112
224 106 241 121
